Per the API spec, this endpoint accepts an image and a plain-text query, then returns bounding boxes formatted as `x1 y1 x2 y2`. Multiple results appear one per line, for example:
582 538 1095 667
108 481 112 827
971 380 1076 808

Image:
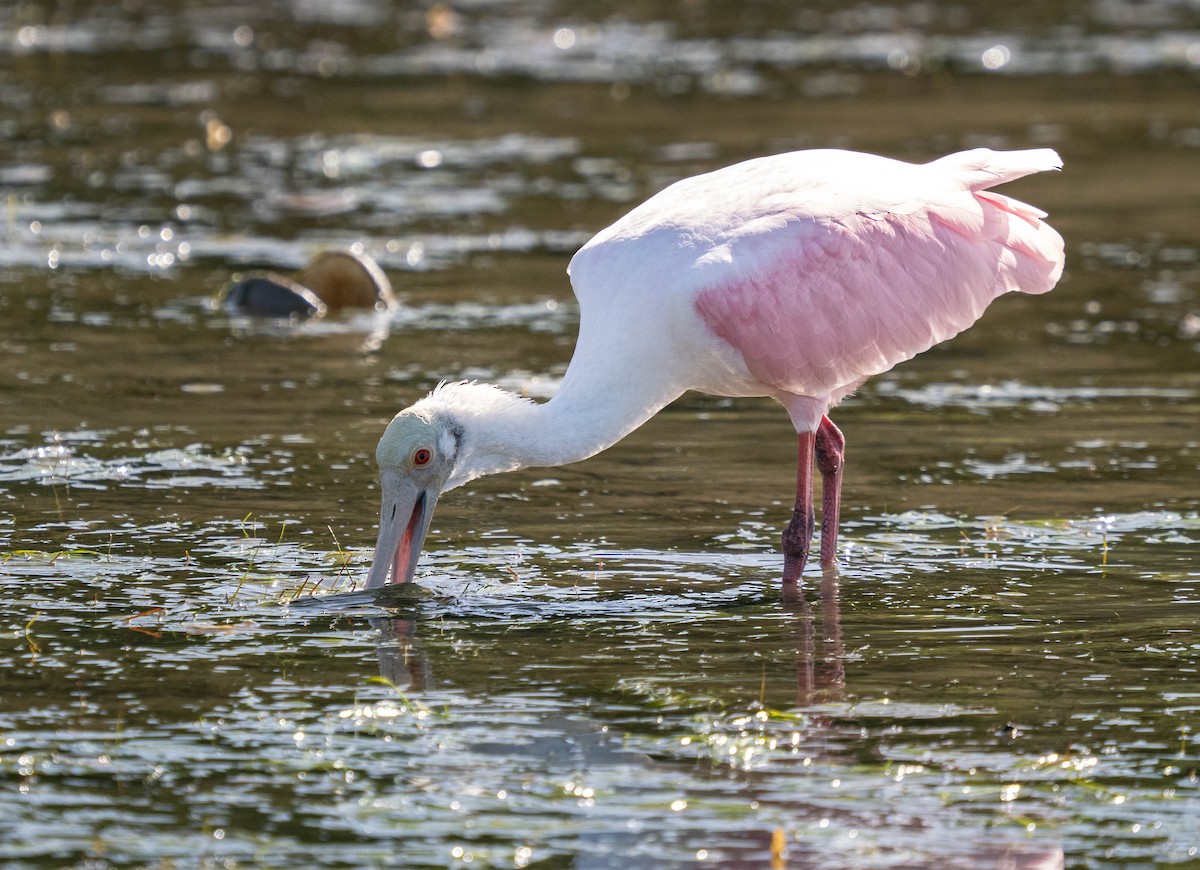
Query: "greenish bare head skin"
365 409 460 588
375 410 459 486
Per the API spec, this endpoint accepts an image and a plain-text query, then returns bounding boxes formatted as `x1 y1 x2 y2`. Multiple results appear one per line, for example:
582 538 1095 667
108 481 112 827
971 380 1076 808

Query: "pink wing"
689 149 1064 402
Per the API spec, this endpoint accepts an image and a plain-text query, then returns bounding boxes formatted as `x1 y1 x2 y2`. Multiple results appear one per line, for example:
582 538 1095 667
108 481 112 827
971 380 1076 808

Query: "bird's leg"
815 415 845 567
781 430 816 588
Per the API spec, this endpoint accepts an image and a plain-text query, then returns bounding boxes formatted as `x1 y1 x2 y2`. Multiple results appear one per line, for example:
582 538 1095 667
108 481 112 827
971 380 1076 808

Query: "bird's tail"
930 148 1063 192
926 148 1064 296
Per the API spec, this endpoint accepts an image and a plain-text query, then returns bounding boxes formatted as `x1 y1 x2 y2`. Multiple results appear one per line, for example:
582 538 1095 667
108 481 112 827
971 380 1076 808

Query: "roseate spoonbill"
365 147 1064 591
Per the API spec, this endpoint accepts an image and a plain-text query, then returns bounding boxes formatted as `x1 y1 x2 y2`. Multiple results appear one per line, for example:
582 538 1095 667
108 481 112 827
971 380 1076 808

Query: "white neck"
424 361 682 491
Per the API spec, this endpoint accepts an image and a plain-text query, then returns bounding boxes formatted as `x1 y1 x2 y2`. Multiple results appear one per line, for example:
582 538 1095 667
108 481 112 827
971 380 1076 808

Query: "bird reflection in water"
357 575 1062 869
789 566 846 708
368 616 430 692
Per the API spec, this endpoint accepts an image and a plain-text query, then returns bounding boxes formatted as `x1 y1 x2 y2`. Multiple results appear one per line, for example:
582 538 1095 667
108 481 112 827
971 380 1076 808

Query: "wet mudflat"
2 1 1199 867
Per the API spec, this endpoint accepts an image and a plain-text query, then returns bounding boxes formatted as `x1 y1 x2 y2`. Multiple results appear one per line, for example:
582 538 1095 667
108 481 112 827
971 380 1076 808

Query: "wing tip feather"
932 147 1063 191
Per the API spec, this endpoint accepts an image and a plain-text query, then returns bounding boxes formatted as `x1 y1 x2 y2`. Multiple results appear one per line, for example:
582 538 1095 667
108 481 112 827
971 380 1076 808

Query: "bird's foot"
780 578 805 604
782 520 813 581
781 489 816 601
818 545 838 569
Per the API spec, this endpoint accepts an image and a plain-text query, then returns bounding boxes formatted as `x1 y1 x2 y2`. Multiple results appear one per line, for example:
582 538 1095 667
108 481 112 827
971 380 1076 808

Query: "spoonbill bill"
364 147 1064 591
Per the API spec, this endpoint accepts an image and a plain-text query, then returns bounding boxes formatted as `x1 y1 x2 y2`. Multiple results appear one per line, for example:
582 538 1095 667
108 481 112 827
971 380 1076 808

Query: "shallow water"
2 1 1200 867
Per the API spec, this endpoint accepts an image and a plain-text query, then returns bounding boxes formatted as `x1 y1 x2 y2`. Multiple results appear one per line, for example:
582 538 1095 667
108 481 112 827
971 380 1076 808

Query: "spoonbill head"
366 382 543 587
365 410 451 588
364 147 1065 591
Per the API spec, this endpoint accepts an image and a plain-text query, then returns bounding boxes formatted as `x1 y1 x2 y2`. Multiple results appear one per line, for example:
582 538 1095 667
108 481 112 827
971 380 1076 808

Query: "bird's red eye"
413 448 432 466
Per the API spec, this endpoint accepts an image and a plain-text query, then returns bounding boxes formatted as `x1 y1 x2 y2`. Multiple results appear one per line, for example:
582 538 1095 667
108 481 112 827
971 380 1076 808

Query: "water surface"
2 0 1199 866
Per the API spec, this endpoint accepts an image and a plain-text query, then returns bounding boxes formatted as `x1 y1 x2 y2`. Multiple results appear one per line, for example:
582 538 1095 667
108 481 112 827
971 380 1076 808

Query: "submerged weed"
2 547 107 563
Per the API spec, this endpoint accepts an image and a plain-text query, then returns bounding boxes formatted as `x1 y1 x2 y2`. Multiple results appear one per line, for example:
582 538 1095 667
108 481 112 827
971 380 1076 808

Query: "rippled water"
3 0 1200 867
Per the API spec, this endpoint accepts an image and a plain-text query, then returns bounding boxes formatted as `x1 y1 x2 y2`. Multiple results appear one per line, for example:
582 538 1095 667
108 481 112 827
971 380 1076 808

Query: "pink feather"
568 148 1063 431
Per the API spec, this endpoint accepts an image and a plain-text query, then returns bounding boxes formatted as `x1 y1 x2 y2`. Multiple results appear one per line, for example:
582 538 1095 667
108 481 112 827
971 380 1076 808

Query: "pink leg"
781 430 816 587
815 415 845 567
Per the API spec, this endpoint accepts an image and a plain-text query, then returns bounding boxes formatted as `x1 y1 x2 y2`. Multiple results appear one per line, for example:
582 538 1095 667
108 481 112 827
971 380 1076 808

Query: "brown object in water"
220 249 395 319
294 250 395 311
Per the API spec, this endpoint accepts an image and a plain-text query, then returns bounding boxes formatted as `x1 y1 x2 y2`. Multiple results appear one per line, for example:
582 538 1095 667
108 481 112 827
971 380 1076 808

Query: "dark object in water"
220 250 395 319
222 274 327 318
